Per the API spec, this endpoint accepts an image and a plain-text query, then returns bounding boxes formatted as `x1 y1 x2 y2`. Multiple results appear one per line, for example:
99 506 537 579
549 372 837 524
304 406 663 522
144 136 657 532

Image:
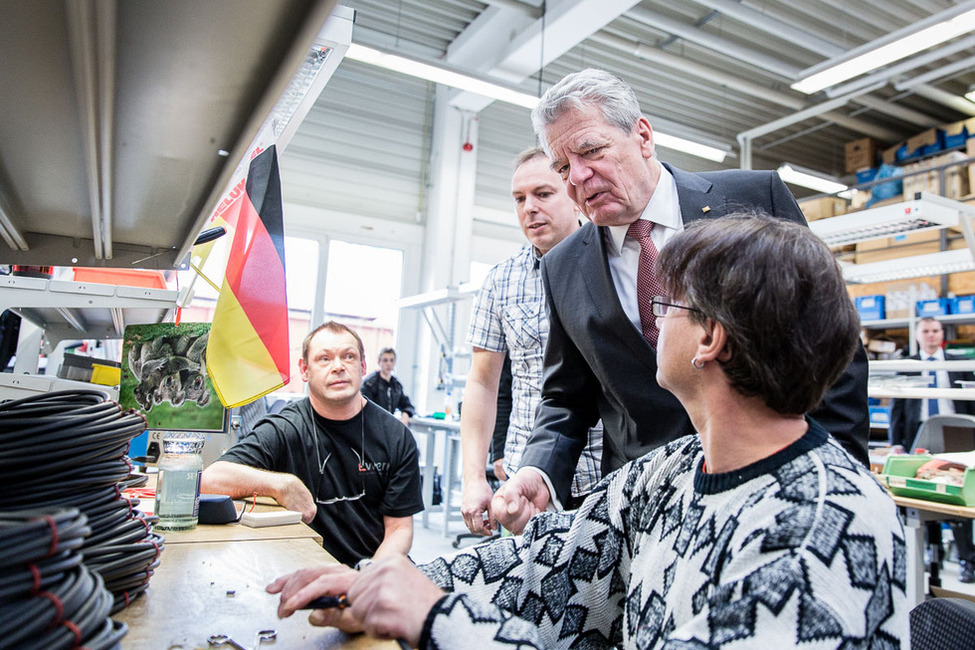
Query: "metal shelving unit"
0 275 186 400
811 193 975 285
398 283 480 397
0 276 183 348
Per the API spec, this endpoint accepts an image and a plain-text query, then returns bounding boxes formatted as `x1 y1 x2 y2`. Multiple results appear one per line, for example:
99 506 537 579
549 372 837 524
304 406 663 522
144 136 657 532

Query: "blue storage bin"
855 295 885 321
905 128 945 159
950 295 975 315
917 298 949 316
920 139 943 157
869 406 890 427
944 128 967 150
866 164 903 207
942 119 975 150
856 167 878 184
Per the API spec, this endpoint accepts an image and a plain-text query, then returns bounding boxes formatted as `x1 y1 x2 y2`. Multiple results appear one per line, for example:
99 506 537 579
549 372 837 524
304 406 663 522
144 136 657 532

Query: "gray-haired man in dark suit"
493 68 869 533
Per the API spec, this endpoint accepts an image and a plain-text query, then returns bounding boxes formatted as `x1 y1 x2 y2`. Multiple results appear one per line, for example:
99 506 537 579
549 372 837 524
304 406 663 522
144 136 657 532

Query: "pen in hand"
299 593 412 650
300 594 349 610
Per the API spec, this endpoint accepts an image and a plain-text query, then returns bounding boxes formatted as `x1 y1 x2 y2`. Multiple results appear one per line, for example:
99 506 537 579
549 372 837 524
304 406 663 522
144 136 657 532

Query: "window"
322 240 403 366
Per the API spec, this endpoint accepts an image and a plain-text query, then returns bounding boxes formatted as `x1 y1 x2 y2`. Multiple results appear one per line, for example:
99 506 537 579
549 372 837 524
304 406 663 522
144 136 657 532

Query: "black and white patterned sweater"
418 419 908 648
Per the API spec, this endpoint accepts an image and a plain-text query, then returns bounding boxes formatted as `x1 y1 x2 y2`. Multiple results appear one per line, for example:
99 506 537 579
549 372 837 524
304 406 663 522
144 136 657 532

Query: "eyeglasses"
317 483 365 505
651 296 703 318
314 414 367 506
315 450 367 505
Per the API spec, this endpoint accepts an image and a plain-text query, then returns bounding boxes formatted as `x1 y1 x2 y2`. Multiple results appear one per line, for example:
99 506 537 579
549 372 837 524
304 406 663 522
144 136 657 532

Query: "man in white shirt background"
889 316 975 582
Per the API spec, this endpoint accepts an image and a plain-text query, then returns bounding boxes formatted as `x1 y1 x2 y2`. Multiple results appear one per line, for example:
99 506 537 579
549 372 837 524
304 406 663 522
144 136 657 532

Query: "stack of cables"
0 508 127 649
0 390 164 613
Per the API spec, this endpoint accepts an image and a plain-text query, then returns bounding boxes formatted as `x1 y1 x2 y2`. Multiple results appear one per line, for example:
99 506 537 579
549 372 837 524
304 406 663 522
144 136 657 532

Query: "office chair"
910 597 975 650
910 414 975 455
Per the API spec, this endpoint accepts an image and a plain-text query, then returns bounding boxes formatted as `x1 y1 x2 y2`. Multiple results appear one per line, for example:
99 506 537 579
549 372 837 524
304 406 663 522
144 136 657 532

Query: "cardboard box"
848 188 871 211
798 196 847 222
884 280 940 318
855 229 942 264
901 152 969 199
943 117 975 150
945 163 971 199
867 339 897 354
845 137 878 173
902 161 938 198
905 128 944 158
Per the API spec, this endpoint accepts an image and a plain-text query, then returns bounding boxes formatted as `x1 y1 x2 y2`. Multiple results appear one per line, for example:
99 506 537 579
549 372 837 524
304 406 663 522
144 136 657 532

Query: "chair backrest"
911 597 975 650
911 413 975 454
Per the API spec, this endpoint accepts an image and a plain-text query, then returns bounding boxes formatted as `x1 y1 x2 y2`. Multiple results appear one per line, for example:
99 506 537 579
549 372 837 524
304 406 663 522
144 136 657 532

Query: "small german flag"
206 145 290 407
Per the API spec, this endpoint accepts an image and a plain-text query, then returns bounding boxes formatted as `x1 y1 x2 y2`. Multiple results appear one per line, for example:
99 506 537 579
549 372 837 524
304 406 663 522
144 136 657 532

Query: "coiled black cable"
0 508 122 650
0 390 163 616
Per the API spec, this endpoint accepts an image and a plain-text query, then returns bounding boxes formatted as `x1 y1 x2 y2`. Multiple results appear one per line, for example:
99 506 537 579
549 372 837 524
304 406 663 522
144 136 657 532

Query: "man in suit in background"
494 68 869 532
889 316 975 448
889 316 975 582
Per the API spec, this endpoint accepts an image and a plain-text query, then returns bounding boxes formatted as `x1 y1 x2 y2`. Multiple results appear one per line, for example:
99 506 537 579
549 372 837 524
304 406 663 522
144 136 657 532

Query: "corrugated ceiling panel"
283 0 975 219
280 61 433 223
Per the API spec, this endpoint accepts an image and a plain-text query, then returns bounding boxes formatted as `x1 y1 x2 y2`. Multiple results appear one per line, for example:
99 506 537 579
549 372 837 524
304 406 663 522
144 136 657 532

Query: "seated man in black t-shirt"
202 321 424 567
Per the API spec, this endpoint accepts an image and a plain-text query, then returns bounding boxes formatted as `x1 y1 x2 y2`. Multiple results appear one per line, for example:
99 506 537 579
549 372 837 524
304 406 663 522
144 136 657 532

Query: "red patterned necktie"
626 219 665 347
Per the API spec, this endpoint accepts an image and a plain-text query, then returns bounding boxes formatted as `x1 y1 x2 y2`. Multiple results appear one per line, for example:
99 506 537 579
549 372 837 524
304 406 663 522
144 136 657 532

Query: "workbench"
892 494 975 608
113 496 394 648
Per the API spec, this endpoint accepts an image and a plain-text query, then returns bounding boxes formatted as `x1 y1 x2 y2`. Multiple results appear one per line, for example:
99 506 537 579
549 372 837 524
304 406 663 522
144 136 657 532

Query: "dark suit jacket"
521 164 870 504
888 352 975 449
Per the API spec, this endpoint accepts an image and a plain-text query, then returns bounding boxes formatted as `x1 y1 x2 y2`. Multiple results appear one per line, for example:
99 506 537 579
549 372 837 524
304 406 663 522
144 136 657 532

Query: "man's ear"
637 116 655 159
696 319 729 364
298 358 310 382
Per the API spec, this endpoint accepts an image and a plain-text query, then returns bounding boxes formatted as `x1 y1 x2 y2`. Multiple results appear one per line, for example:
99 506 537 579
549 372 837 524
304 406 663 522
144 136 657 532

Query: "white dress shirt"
604 163 684 332
922 347 956 419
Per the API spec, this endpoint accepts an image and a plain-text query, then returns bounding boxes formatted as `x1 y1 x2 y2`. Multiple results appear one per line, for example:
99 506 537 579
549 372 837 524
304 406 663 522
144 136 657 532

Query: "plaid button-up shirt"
467 246 602 497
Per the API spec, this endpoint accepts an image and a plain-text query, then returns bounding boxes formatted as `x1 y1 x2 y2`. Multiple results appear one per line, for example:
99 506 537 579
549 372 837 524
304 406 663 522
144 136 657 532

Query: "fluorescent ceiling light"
792 7 975 94
346 44 728 163
347 44 540 109
842 249 975 284
808 193 960 247
654 132 727 162
966 85 975 103
777 164 848 194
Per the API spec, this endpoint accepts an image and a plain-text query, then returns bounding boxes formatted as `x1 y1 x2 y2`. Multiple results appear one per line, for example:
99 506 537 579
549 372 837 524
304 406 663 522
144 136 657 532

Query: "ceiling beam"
851 95 941 128
448 0 642 112
66 0 117 260
626 6 800 80
590 32 900 142
692 0 844 57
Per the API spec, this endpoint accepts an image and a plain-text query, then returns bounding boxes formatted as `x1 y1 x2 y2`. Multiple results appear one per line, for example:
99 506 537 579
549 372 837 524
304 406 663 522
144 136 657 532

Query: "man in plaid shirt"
459 147 602 536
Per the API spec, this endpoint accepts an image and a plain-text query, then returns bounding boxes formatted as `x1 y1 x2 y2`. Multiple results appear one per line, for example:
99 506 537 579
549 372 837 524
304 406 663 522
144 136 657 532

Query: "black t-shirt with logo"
219 398 424 566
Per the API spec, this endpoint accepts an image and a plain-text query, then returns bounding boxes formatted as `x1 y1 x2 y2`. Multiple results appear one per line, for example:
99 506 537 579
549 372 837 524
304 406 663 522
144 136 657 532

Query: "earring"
691 357 705 370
